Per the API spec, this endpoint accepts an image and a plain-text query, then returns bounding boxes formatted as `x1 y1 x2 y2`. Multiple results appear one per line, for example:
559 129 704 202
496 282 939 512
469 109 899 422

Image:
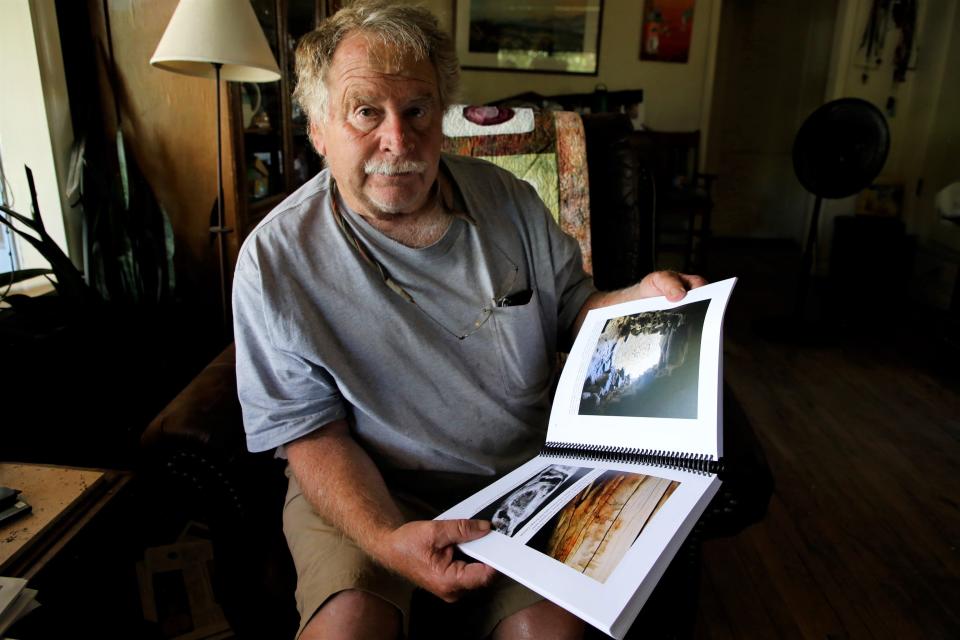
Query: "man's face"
311 33 444 220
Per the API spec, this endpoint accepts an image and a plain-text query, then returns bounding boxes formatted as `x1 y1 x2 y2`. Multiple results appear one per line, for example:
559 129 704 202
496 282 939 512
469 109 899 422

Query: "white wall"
0 0 77 272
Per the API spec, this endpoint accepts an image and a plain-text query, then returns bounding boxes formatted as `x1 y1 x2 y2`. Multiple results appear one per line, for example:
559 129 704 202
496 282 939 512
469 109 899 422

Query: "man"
233 2 705 638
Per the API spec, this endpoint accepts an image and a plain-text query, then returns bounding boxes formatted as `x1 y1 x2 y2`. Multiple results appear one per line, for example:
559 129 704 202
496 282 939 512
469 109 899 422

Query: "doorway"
706 0 837 243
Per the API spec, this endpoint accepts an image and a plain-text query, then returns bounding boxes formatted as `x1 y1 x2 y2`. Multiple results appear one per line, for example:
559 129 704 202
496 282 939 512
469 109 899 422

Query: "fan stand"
794 194 823 319
761 98 890 343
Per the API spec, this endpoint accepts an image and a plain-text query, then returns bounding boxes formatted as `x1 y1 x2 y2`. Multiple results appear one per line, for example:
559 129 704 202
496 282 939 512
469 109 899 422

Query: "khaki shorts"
282 468 544 639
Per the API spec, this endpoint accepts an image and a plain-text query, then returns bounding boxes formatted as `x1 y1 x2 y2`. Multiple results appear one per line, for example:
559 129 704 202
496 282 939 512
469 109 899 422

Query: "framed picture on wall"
454 0 604 75
640 0 695 63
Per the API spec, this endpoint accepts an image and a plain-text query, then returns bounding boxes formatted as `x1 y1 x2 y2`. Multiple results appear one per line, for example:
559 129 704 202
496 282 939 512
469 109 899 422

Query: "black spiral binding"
540 442 725 475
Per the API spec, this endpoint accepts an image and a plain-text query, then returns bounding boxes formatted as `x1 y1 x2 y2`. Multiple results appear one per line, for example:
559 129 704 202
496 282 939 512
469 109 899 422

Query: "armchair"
580 113 657 290
142 109 770 638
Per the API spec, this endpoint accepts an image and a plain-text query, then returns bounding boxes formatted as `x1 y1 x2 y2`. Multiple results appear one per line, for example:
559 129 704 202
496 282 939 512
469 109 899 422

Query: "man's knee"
301 589 402 640
492 599 585 640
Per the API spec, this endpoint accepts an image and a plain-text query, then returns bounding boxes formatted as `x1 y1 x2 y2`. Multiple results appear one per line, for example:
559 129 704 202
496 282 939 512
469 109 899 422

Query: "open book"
438 278 736 639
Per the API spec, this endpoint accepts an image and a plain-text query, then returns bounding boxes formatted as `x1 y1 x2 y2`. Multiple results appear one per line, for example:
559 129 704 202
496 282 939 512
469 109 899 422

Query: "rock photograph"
526 470 679 583
579 300 710 418
473 464 591 537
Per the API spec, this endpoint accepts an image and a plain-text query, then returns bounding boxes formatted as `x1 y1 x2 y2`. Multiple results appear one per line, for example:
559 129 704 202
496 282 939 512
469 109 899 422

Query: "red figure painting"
640 0 695 63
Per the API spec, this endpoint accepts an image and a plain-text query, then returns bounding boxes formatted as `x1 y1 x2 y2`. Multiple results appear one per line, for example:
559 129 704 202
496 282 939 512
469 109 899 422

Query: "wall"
820 0 957 252
910 2 960 307
706 0 837 241
0 0 77 271
704 0 958 276
917 4 960 254
90 0 238 315
421 0 722 133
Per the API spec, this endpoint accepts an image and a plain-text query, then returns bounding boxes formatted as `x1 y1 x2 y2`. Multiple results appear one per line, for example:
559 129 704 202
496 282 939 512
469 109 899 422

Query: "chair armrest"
581 113 656 288
141 343 286 526
141 343 298 636
704 384 774 538
142 344 242 450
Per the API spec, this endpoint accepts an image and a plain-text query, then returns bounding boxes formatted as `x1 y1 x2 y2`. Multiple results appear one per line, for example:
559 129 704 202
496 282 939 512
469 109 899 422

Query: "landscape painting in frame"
579 300 709 418
455 0 604 74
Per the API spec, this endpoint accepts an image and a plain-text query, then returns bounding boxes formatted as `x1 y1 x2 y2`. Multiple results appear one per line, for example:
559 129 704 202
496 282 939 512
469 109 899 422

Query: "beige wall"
703 0 958 269
822 2 949 213
814 0 958 272
421 0 721 133
909 2 960 252
706 0 837 242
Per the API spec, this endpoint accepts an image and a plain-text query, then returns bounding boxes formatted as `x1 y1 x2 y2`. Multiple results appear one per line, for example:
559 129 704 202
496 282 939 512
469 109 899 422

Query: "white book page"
548 278 736 460
438 456 720 638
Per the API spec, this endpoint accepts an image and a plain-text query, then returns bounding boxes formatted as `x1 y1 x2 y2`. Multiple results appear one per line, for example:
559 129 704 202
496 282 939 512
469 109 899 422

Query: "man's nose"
379 112 414 155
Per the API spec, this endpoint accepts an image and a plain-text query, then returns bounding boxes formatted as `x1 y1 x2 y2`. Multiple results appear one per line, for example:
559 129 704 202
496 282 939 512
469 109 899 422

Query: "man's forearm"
284 418 497 601
573 286 642 335
286 419 404 557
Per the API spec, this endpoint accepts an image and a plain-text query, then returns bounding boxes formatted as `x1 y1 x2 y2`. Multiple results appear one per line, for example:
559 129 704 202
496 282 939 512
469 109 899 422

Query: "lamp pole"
211 62 231 336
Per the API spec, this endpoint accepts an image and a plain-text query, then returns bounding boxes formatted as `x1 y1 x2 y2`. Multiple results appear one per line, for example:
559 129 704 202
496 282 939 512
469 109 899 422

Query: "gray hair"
293 0 460 126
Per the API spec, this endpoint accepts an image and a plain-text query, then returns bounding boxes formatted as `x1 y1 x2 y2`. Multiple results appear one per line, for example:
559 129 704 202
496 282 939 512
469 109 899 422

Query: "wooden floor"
692 243 960 639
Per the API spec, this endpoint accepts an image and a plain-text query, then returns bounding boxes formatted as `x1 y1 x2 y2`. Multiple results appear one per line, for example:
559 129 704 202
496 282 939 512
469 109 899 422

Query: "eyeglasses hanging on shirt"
329 179 528 340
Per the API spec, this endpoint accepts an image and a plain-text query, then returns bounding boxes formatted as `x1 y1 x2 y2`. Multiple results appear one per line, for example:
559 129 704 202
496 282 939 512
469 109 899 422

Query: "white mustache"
364 159 427 176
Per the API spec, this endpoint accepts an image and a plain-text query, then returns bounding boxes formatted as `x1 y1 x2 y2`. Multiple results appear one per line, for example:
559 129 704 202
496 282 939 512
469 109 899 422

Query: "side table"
0 462 132 578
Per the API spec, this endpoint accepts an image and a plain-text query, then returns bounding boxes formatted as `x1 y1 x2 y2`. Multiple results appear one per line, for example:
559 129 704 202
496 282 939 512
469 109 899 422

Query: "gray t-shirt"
233 154 595 479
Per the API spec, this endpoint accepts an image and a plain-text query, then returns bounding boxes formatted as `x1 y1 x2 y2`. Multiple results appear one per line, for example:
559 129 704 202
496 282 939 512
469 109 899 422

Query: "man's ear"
309 121 326 156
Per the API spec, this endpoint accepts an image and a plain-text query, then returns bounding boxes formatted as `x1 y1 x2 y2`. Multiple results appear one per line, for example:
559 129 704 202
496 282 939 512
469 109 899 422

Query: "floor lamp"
150 0 280 335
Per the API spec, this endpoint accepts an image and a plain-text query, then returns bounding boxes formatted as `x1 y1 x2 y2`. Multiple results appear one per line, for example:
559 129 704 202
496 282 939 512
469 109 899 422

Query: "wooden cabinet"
228 0 325 242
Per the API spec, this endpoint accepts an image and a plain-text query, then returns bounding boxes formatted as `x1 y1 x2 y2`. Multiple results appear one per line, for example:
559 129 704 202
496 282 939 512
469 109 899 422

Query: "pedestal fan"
791 98 890 318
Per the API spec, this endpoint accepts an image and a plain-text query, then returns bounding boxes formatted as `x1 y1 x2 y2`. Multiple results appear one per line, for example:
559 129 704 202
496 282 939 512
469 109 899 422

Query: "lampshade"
151 0 281 82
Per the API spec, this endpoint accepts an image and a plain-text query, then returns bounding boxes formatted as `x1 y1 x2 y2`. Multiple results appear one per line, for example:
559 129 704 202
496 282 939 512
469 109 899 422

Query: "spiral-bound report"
439 278 736 639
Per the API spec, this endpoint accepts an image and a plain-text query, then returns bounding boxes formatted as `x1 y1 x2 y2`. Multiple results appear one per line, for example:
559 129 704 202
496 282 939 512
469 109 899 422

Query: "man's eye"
357 107 376 118
408 107 426 118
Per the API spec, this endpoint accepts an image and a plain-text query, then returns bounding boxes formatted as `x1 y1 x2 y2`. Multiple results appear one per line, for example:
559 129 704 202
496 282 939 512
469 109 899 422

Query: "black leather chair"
581 113 657 290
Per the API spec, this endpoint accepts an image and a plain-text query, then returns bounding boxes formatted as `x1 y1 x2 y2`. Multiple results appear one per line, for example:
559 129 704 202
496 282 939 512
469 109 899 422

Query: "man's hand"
375 519 497 602
574 270 708 336
288 423 496 603
635 270 708 302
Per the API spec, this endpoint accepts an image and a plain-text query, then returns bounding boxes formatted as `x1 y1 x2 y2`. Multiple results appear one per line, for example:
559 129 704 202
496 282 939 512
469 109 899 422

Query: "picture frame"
640 0 695 63
454 0 604 75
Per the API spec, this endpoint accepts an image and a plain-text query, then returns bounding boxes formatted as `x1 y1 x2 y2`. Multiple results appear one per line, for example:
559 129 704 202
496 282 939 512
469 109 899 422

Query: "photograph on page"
525 470 679 583
579 300 709 419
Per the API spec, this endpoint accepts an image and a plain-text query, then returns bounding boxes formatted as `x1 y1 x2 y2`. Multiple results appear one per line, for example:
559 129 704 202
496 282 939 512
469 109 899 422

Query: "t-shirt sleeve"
232 246 347 453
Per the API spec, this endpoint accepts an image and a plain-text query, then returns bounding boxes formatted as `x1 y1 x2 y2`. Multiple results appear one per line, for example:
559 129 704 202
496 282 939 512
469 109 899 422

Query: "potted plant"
0 152 176 468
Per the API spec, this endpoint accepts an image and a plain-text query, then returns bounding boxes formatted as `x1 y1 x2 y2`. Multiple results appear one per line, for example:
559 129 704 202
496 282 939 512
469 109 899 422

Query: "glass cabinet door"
233 0 320 239
287 0 323 189
244 0 285 205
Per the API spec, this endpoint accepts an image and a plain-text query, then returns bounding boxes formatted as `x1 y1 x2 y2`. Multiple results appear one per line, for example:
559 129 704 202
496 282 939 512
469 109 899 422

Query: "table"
0 462 132 579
